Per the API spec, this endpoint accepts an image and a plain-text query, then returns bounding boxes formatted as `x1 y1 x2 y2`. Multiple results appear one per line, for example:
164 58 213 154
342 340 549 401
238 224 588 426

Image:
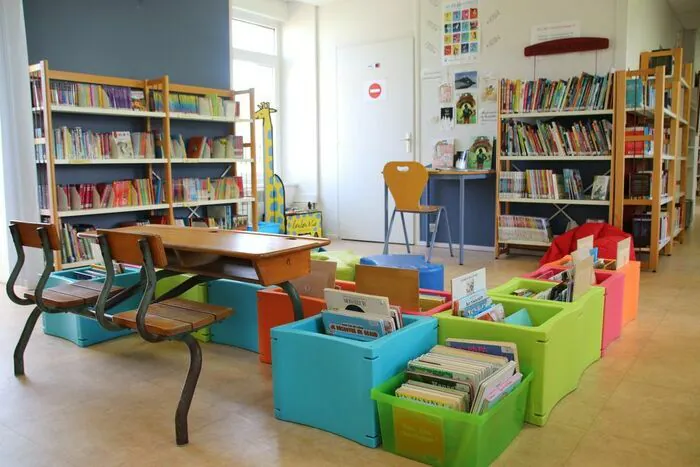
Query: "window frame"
230 7 283 208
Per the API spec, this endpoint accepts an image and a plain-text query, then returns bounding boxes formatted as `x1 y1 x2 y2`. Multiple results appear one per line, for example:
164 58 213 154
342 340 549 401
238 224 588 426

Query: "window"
231 16 281 221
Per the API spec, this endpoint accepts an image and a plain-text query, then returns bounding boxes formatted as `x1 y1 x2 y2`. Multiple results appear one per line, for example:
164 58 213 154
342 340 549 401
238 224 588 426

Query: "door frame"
335 34 421 244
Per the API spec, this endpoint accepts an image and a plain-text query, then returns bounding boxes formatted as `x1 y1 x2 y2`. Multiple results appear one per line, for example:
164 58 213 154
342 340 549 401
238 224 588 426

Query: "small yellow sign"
393 406 445 465
286 211 323 237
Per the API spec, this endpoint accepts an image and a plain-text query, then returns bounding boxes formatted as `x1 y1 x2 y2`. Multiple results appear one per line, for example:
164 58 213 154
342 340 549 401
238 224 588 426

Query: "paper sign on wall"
531 20 581 45
451 268 486 299
442 0 480 66
616 238 631 270
366 80 386 101
572 254 594 300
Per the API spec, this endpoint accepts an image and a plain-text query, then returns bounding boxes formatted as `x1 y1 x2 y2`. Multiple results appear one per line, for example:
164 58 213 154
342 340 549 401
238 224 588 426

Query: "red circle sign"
369 82 382 99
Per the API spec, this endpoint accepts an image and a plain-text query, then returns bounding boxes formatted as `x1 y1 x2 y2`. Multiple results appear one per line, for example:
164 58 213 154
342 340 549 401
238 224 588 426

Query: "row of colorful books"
150 91 237 118
60 223 95 265
498 215 552 244
46 81 145 110
53 128 157 160
172 176 244 203
625 78 658 109
631 212 670 249
624 170 668 199
500 73 614 114
56 178 163 211
499 169 607 201
502 119 613 157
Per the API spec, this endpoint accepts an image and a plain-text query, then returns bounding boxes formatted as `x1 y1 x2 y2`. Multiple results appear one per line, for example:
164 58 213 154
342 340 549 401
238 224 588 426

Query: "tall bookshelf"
29 61 258 270
494 73 616 258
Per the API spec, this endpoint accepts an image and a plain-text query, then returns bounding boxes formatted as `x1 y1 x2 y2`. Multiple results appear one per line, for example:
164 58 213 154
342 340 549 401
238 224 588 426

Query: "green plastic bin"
371 370 532 467
156 274 210 342
436 296 581 426
488 278 605 380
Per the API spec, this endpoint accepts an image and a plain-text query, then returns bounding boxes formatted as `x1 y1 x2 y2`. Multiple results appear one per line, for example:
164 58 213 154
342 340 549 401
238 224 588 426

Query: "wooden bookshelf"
29 61 258 270
495 74 616 258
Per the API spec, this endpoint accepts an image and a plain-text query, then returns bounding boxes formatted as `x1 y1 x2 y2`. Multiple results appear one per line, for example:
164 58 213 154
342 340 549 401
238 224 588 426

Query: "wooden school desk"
105 225 330 321
384 169 494 265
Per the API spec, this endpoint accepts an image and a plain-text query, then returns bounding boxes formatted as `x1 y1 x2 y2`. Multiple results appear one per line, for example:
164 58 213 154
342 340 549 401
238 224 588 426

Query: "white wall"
317 0 419 237
280 2 319 204
233 0 288 21
626 0 683 68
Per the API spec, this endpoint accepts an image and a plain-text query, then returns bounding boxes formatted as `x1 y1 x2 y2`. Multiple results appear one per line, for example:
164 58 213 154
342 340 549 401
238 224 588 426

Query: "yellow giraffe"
254 102 286 230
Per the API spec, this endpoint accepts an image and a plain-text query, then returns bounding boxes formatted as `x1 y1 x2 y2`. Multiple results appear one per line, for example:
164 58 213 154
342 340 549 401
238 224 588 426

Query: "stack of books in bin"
396 339 522 415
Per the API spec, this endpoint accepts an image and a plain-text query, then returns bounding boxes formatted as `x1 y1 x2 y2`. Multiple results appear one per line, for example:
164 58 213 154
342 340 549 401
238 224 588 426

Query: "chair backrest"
97 230 168 268
383 162 429 211
10 221 60 250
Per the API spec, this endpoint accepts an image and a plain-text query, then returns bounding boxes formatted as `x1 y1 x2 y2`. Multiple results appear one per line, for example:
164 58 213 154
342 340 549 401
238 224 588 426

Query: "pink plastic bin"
523 265 625 355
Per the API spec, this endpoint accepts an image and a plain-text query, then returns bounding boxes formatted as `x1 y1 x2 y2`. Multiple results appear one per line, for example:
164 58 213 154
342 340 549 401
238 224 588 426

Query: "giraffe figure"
254 102 286 231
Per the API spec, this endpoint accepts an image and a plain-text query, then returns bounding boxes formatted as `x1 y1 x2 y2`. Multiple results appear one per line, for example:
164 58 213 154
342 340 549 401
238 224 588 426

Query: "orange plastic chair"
382 162 453 262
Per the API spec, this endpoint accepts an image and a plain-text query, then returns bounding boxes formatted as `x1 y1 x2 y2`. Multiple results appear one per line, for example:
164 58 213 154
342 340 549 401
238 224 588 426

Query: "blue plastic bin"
208 279 266 352
249 222 282 234
42 267 140 347
360 254 445 290
271 315 438 447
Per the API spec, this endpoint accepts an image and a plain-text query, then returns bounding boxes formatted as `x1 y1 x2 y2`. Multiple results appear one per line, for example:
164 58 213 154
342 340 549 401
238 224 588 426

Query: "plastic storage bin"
489 278 604 379
272 315 438 447
523 266 625 355
208 279 266 352
619 261 640 325
156 274 209 342
360 254 444 290
257 284 451 364
42 267 139 347
372 370 533 467
436 297 580 426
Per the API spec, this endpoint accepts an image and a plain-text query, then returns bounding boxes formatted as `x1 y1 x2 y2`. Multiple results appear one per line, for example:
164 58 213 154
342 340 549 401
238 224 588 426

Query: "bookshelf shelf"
57 203 170 218
51 104 166 119
500 156 612 161
623 154 675 161
623 195 673 206
54 158 166 165
172 197 256 209
500 109 613 119
635 235 671 253
500 239 552 247
499 197 610 206
29 61 259 270
170 158 253 164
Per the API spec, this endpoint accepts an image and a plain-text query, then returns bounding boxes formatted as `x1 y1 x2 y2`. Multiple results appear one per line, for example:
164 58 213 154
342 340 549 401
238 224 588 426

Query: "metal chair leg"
14 307 42 377
427 209 442 263
400 212 411 254
175 333 202 446
383 209 397 254
441 207 455 258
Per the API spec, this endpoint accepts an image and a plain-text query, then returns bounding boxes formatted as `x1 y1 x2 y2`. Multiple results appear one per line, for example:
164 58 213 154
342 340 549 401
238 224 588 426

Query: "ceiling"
667 0 700 29
287 0 340 5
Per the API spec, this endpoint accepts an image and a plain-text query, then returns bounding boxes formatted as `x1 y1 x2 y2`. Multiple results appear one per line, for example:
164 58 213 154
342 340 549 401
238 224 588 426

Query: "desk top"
427 169 495 176
112 225 330 260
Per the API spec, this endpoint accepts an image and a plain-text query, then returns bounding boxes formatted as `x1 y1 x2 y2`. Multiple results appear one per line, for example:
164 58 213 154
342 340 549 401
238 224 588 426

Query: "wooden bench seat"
112 298 233 337
25 281 123 309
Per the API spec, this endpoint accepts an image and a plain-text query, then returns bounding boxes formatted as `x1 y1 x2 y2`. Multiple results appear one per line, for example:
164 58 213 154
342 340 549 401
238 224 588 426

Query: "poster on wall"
455 70 478 90
455 92 478 125
442 0 480 66
440 107 455 130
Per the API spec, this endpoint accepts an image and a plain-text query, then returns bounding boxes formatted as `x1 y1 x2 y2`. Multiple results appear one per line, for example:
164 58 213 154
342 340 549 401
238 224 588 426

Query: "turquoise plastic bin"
208 279 266 352
42 267 139 347
271 315 438 447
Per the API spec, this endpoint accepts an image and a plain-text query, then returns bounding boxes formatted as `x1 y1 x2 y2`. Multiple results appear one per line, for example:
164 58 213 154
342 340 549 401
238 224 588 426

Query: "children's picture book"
455 92 478 124
433 138 455 169
445 338 520 371
322 289 403 342
452 268 486 299
591 175 610 200
467 136 493 171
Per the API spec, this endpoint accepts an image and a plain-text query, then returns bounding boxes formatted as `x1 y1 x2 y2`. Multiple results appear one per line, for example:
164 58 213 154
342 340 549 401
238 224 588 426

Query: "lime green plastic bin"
372 370 532 467
437 296 582 426
156 274 210 342
488 278 605 380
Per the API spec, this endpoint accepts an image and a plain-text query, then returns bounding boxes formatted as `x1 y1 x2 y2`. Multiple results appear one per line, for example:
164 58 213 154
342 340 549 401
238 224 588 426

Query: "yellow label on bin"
393 406 445 464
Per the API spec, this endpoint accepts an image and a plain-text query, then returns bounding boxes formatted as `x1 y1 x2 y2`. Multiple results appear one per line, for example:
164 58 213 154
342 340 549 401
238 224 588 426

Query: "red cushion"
540 223 635 266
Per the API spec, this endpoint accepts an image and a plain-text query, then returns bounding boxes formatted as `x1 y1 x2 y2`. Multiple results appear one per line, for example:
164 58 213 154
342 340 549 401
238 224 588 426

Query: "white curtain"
0 0 41 285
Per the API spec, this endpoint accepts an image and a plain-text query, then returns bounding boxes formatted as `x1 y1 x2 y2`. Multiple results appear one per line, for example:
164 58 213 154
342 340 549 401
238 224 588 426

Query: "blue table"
384 169 494 265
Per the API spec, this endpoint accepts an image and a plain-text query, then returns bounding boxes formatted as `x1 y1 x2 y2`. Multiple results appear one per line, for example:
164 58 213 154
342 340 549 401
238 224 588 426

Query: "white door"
338 37 415 243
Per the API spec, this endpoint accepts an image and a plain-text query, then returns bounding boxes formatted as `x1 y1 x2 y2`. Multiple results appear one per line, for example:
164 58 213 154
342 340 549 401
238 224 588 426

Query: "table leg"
459 176 465 265
280 281 303 321
426 177 431 249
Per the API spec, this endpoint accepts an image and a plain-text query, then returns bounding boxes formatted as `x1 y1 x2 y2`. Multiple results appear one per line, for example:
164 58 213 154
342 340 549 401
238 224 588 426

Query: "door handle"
401 132 413 153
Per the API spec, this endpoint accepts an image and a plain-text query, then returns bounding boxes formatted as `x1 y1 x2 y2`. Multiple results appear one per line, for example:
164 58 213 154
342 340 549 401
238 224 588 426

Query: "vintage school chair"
5 221 232 445
382 162 454 262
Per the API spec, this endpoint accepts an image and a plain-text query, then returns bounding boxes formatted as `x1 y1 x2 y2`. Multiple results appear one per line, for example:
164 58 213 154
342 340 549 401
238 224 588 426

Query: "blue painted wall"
24 0 232 228
419 175 496 248
24 0 230 89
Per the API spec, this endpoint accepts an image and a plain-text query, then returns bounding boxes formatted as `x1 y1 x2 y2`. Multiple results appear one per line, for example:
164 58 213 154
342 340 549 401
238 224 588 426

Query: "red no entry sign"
368 82 382 99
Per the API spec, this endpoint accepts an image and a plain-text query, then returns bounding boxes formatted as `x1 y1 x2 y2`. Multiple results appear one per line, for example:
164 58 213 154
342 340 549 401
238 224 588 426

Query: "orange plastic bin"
619 261 640 325
257 281 452 364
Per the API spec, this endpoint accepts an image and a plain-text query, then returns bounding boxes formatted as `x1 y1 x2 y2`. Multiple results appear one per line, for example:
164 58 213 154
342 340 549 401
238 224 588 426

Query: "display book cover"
321 289 403 342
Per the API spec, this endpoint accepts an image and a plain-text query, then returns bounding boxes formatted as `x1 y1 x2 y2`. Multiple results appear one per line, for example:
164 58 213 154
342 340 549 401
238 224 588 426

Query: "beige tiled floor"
2 223 700 466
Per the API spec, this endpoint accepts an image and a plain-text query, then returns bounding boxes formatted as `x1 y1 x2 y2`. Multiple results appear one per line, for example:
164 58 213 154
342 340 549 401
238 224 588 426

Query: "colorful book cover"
445 338 519 370
321 310 393 342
